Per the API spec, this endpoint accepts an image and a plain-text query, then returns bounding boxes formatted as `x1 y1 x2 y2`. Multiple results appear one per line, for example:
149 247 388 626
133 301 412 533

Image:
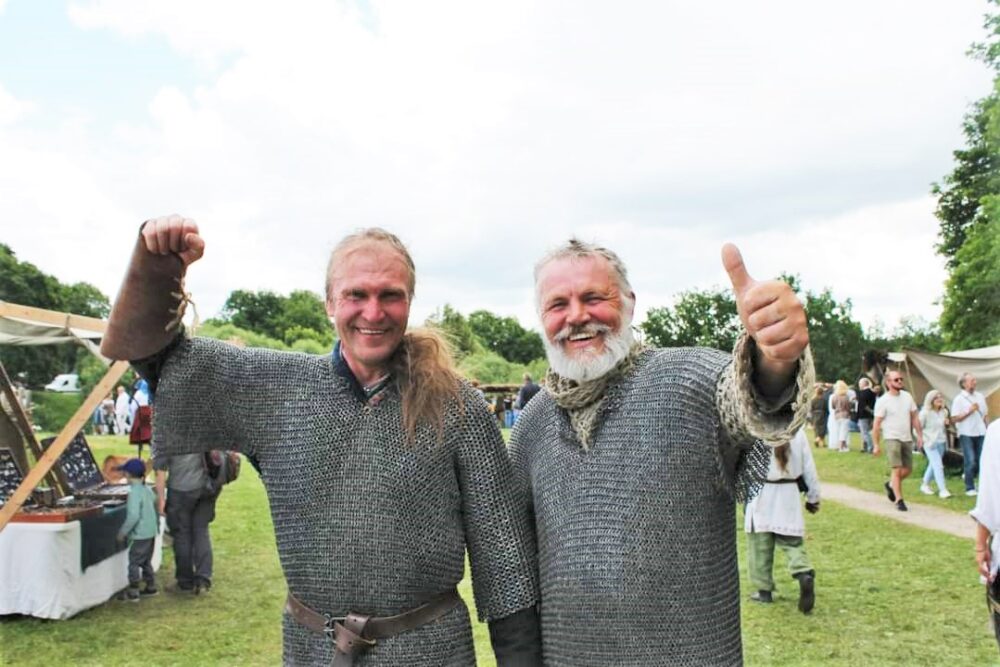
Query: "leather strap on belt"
765 478 798 484
285 589 462 667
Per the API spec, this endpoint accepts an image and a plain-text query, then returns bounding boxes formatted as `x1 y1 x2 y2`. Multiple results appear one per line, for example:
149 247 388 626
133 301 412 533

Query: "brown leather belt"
285 588 462 667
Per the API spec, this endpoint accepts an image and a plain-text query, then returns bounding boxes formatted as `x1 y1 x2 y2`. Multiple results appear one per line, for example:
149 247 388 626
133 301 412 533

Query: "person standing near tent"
953 372 989 496
873 370 923 512
831 380 852 452
114 385 131 435
856 377 877 454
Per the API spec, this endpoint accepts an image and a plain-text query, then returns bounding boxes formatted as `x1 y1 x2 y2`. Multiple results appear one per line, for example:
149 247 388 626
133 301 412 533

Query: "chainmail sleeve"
716 332 814 448
151 336 297 461
714 333 815 502
452 385 540 622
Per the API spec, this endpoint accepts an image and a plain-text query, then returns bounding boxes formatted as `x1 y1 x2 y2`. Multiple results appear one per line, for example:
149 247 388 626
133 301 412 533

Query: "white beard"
544 320 635 383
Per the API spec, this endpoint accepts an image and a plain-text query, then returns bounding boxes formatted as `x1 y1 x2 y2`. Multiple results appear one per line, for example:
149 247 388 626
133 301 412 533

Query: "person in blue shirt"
116 458 159 601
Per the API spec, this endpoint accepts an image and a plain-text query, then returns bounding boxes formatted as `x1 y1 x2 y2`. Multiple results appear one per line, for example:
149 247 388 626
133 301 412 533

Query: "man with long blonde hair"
101 215 540 666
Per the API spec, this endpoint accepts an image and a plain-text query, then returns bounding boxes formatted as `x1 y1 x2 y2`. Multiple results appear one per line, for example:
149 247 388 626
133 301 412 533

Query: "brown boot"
101 228 189 361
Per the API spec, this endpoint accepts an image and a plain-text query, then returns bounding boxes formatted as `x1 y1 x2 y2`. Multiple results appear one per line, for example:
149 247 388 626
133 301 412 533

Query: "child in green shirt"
116 458 158 601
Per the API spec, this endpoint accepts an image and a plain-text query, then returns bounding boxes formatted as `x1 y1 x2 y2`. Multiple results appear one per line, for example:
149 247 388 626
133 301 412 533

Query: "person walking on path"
919 390 952 499
873 369 923 512
953 372 989 496
744 429 820 614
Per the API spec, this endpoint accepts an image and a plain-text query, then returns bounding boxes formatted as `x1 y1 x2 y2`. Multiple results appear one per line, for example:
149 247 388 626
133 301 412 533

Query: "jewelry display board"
41 434 129 500
0 447 23 506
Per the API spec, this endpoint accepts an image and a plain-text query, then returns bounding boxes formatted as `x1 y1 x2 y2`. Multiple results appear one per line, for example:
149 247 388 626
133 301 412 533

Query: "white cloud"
0 83 34 125
2 1 994 335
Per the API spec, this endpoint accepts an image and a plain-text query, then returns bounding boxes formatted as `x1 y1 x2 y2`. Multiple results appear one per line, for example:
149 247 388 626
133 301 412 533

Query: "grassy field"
2 433 997 665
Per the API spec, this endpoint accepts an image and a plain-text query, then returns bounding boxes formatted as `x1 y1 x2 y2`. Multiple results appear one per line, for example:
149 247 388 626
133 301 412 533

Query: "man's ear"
325 300 336 322
626 291 637 319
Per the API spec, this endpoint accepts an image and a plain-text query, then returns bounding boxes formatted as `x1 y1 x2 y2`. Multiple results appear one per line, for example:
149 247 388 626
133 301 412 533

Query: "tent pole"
0 362 65 495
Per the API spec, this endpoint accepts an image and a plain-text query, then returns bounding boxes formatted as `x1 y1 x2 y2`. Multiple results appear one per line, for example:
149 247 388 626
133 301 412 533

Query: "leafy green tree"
939 214 1000 348
641 287 740 352
467 310 544 364
933 0 1000 347
279 290 333 344
932 93 999 269
802 288 866 382
218 288 331 346
0 244 110 386
425 305 482 358
640 276 866 383
219 289 287 340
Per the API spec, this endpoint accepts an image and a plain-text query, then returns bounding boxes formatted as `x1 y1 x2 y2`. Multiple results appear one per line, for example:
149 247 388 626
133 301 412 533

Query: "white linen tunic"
744 429 820 537
970 420 1000 579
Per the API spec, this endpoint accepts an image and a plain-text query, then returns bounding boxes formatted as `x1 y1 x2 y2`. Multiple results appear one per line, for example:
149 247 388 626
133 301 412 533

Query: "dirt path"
823 482 975 539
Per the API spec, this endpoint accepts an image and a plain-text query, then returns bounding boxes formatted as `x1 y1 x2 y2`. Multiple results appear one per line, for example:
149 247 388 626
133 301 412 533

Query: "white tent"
888 345 1000 419
0 301 107 362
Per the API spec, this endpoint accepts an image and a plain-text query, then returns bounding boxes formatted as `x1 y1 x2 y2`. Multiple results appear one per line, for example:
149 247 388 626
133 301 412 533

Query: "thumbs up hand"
722 243 809 383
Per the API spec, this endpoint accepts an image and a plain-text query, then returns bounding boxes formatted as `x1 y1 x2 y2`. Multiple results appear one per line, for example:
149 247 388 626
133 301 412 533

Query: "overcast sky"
0 0 994 336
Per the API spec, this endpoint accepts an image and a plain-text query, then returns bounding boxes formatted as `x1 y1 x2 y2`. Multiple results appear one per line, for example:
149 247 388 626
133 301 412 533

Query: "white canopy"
0 302 107 361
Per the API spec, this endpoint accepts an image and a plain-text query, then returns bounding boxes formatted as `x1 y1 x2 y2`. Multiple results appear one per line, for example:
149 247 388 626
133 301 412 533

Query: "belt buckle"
323 613 345 638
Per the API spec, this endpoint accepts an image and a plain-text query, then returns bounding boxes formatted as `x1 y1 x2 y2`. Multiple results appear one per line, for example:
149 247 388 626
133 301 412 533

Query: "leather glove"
805 501 820 514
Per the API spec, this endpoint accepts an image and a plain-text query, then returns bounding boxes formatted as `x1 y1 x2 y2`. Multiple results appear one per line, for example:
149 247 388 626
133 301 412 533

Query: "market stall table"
0 508 163 619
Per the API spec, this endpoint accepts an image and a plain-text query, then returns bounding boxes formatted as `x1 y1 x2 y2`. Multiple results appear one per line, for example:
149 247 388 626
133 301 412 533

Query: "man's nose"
361 298 383 322
566 299 589 325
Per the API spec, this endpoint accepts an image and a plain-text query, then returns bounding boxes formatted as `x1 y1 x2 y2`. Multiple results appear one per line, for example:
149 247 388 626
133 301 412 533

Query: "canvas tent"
0 301 129 531
888 345 1000 419
0 300 107 361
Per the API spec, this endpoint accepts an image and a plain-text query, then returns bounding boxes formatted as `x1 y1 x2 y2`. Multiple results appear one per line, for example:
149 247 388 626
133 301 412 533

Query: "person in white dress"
970 419 1000 650
745 428 821 613
114 385 131 435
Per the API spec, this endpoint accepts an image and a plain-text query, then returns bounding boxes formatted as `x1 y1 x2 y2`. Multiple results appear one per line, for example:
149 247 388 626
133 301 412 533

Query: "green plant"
30 391 85 433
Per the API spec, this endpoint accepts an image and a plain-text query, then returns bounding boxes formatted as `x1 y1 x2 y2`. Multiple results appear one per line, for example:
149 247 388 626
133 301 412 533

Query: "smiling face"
325 242 411 386
536 254 636 381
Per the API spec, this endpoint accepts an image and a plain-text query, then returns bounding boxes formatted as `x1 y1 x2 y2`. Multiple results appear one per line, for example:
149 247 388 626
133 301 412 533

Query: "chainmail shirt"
151 337 539 666
509 335 813 666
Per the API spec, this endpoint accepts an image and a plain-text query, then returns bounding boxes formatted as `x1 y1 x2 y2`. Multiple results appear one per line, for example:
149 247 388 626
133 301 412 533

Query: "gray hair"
533 238 634 312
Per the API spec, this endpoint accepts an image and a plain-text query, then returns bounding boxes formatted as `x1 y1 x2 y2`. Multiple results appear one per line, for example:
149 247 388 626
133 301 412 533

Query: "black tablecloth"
78 505 128 571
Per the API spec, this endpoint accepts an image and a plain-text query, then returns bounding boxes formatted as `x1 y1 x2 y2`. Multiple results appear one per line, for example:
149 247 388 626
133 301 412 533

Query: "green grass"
808 428 975 514
3 433 998 665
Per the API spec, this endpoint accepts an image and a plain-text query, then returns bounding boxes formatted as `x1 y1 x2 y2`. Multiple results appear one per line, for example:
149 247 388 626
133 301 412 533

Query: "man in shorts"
872 370 923 511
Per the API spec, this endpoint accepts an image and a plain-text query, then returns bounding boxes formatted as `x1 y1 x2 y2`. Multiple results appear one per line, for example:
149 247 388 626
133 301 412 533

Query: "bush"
32 391 85 432
459 351 548 384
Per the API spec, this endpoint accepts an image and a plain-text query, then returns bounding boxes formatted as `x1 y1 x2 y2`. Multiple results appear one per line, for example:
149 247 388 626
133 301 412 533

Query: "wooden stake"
0 360 129 532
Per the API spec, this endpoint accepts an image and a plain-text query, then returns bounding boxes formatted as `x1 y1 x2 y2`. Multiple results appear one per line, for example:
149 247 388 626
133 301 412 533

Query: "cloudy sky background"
0 0 994 335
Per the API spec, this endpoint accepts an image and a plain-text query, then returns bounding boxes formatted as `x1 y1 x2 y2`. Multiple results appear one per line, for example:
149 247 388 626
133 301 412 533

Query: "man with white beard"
509 239 814 666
